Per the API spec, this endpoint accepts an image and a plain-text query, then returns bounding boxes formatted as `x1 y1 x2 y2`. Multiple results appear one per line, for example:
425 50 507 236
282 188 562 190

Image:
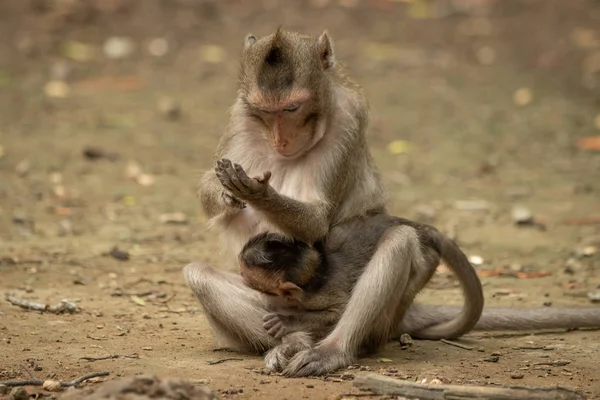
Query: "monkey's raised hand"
215 159 272 202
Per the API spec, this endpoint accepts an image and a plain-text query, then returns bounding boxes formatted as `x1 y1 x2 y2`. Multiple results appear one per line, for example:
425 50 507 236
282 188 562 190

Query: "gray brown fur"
183 28 600 378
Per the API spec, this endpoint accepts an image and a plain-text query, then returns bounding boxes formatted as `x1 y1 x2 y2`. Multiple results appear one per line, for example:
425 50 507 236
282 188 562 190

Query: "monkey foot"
282 344 354 377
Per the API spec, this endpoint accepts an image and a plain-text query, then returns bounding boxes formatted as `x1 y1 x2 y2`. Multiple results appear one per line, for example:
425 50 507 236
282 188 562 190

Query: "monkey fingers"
283 344 353 377
263 313 289 339
215 159 244 194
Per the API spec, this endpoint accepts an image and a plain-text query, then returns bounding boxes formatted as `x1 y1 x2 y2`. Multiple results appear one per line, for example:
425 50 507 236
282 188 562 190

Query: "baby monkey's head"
239 232 322 303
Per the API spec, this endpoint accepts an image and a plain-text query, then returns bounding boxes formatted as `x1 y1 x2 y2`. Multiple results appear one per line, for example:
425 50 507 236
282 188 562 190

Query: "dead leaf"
513 88 533 106
61 41 96 62
130 295 146 306
387 140 413 154
55 207 72 216
577 136 600 151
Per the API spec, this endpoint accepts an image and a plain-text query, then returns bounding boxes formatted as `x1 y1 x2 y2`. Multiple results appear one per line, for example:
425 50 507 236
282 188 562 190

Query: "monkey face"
238 29 333 159
246 90 322 158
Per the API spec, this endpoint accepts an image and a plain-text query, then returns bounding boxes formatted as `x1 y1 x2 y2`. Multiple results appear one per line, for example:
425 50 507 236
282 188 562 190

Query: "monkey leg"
283 226 418 377
182 262 275 354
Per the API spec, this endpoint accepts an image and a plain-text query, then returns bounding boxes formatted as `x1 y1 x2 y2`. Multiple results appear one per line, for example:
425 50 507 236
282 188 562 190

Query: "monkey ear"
317 30 335 70
278 281 303 299
244 34 257 51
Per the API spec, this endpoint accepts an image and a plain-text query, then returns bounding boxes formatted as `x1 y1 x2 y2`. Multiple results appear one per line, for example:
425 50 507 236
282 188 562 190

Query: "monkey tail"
410 232 485 340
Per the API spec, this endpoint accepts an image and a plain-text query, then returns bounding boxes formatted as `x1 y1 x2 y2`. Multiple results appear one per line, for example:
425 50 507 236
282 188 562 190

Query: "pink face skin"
239 261 303 308
247 88 315 158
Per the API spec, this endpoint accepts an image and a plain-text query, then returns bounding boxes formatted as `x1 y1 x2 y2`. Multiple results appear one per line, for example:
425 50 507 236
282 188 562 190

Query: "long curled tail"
407 231 484 340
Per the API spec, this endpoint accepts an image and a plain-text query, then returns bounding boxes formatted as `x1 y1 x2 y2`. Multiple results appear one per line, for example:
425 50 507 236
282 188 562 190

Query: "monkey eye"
283 103 301 112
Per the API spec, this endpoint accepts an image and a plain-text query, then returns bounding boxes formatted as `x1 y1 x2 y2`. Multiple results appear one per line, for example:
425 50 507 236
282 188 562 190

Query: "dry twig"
5 293 78 314
206 357 244 365
353 373 586 400
0 371 109 388
441 338 474 350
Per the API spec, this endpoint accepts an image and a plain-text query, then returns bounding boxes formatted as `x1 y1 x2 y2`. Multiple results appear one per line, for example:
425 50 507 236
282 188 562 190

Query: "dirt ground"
1 0 600 399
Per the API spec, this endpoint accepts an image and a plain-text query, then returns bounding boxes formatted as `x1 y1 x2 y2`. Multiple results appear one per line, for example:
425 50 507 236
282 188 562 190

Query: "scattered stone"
399 333 413 347
103 37 135 59
15 159 30 176
43 379 63 392
511 205 534 225
563 258 583 275
108 246 130 261
468 255 484 266
148 38 169 57
9 387 29 400
158 97 181 120
580 246 597 257
12 212 29 225
513 88 533 106
483 356 499 363
136 173 155 186
588 291 600 303
44 80 70 98
159 212 188 225
510 371 524 379
83 146 120 161
0 384 7 395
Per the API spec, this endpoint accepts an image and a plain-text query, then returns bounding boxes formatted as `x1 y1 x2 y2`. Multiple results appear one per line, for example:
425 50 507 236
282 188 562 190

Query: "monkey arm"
251 192 331 244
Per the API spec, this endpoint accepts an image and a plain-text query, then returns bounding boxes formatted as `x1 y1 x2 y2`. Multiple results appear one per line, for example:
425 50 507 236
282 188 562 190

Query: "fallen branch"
206 357 244 365
5 293 78 314
0 371 109 388
353 373 586 400
80 355 120 362
441 338 473 350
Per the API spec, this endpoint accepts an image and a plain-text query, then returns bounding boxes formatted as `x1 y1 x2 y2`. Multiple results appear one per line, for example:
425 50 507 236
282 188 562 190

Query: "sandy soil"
1 0 599 399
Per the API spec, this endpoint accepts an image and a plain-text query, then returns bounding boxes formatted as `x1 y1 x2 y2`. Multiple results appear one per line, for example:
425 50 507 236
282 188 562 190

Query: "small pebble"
148 38 169 57
588 291 600 303
484 356 499 363
468 255 484 266
399 333 413 347
511 205 534 225
43 380 63 392
513 88 533 106
9 387 29 400
158 97 181 120
104 37 135 59
44 80 70 98
510 371 524 379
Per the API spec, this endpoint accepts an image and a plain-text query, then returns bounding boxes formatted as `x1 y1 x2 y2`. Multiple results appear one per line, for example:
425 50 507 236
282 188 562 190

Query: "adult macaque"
183 28 600 377
237 213 483 371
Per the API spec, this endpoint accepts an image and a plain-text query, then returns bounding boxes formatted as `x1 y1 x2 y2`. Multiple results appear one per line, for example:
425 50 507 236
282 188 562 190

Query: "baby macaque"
238 211 483 371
